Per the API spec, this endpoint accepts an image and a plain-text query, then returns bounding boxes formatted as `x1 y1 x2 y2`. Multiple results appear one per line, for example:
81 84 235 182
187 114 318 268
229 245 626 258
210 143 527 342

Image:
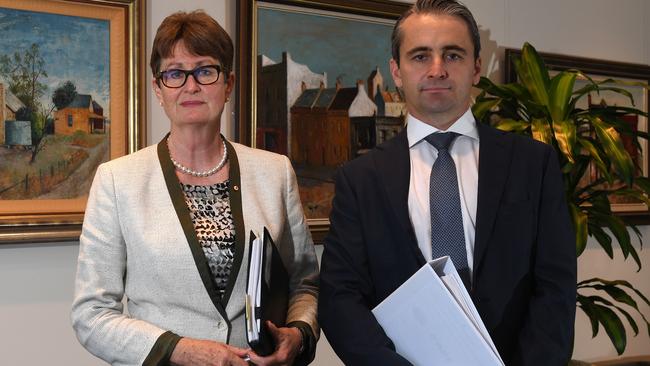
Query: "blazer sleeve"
71 164 178 366
512 147 577 365
280 155 320 365
319 166 412 366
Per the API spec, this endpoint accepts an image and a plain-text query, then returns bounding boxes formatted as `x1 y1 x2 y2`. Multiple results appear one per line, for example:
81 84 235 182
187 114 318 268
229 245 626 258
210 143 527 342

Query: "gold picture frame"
0 0 146 244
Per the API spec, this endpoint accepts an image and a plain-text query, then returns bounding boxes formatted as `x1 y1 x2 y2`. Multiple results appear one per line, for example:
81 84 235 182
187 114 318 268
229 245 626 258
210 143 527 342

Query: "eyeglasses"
156 64 223 88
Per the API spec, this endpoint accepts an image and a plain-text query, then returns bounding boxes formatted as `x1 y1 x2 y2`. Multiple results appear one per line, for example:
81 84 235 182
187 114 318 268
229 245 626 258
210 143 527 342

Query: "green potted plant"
472 42 650 355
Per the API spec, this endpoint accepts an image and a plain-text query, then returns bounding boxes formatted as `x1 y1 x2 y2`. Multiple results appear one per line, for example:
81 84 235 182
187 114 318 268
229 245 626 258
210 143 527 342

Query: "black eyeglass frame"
155 64 225 88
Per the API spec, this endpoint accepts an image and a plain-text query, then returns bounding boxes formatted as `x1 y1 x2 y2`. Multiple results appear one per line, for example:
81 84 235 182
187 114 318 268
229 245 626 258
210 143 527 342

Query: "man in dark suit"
318 0 577 365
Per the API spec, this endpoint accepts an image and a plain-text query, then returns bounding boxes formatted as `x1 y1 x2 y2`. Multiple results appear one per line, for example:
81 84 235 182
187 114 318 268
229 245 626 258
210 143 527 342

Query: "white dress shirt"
407 108 480 277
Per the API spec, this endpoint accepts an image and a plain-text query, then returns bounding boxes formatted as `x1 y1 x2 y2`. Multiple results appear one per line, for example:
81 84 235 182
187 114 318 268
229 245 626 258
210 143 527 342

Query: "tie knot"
425 132 460 151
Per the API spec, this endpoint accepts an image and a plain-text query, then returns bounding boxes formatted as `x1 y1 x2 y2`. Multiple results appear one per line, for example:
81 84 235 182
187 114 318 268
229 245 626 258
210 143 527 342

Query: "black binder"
245 227 289 356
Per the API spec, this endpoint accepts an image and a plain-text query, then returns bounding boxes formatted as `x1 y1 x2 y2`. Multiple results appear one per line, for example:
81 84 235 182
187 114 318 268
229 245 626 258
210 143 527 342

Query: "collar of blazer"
157 134 246 335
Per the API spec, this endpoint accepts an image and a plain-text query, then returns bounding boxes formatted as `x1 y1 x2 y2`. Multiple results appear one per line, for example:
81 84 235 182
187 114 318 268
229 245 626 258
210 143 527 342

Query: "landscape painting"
0 0 144 244
252 1 407 222
0 6 109 202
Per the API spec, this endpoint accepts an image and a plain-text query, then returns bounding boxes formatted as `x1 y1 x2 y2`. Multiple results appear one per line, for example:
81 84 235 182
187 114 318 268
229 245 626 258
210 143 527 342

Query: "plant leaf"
580 278 650 308
531 118 552 145
590 116 635 185
549 71 577 122
588 223 614 258
569 203 588 255
553 119 577 163
577 296 600 337
516 43 550 107
494 118 529 132
591 300 627 355
472 98 501 120
589 294 640 337
577 138 611 182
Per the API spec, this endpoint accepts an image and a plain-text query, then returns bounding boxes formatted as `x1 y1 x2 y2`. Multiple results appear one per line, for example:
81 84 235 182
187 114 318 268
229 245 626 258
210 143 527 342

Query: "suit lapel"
220 140 245 310
473 123 513 278
373 130 425 266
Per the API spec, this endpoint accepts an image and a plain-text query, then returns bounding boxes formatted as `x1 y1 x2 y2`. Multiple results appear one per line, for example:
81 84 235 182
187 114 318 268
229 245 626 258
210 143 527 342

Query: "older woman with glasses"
71 10 319 366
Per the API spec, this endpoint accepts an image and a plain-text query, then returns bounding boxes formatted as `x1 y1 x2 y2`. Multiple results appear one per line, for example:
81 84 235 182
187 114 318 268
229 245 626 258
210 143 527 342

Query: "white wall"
1 0 649 364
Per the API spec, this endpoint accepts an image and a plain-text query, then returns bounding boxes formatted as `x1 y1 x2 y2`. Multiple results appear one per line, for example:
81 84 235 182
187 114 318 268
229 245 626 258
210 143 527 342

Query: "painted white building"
349 80 377 117
260 52 326 155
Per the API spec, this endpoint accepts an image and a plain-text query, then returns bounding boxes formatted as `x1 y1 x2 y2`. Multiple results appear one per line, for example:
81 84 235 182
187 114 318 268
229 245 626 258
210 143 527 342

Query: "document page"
246 235 263 342
372 256 504 366
431 257 503 364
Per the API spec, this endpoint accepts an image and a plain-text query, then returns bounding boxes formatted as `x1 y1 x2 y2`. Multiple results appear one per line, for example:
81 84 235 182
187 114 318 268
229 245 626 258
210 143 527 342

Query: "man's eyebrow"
405 46 432 57
404 44 469 57
442 45 468 54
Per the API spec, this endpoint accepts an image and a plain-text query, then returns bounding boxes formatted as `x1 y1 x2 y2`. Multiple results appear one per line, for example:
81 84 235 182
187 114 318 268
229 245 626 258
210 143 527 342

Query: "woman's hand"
247 321 302 366
170 337 250 366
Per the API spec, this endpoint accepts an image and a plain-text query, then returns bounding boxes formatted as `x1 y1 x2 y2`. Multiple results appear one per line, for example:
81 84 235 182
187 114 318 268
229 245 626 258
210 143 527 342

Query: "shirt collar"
406 108 479 148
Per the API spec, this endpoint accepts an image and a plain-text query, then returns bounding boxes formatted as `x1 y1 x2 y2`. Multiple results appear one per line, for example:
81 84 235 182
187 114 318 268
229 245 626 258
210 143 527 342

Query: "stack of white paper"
372 256 504 366
245 234 263 342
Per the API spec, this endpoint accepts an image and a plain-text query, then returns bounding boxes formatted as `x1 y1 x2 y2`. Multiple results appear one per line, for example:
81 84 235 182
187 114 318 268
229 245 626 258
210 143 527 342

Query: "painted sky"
258 6 396 90
0 7 109 117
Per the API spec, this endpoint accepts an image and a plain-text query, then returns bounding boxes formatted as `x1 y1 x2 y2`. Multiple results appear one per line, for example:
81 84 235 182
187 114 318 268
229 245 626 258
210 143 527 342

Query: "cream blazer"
71 139 319 366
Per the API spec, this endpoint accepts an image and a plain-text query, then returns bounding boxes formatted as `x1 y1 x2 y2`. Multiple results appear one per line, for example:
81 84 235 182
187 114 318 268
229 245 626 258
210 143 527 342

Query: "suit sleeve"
513 147 577 365
70 164 179 365
319 166 412 366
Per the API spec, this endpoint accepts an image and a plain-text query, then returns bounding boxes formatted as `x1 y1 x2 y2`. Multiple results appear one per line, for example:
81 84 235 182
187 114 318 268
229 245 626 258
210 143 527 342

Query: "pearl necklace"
167 136 228 177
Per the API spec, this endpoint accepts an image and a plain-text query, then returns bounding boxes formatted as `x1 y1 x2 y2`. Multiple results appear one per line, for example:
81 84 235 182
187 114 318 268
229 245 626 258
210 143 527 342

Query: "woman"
71 11 319 366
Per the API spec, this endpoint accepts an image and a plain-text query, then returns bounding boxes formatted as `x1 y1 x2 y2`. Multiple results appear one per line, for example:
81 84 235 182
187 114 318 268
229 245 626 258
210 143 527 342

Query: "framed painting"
0 0 146 244
505 49 650 222
236 0 409 243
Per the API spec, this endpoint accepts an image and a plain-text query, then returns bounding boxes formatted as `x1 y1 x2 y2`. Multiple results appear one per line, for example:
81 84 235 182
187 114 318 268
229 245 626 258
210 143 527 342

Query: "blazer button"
217 320 227 330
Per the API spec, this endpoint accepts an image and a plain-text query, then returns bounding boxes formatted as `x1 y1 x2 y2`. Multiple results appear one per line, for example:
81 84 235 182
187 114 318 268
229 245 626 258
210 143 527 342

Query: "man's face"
390 13 481 130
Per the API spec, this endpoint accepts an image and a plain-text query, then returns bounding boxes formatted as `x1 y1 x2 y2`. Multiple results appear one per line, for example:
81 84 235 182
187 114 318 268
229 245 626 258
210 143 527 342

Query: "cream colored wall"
0 1 648 365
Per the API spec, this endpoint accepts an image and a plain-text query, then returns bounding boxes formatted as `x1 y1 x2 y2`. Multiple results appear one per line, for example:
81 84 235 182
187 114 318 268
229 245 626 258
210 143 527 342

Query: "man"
318 1 577 365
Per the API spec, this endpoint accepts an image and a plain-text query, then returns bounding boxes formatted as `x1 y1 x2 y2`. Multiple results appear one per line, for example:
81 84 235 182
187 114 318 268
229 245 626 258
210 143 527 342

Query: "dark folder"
245 227 289 356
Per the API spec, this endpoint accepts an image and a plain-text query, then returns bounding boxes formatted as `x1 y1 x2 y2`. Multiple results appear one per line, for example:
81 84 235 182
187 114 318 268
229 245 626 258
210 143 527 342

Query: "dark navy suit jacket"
319 122 576 365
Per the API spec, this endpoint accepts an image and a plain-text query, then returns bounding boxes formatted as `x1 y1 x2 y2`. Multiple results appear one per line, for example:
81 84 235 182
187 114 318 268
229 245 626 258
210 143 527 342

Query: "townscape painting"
0 0 145 243
237 0 408 241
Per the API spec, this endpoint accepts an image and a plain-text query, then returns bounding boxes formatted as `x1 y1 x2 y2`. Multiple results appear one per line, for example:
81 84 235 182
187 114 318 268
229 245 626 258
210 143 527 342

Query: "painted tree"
0 43 48 110
52 80 78 110
0 43 50 162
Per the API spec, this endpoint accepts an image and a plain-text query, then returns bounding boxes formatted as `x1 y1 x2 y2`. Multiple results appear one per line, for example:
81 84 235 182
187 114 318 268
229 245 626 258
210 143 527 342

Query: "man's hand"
247 321 302 366
170 338 250 366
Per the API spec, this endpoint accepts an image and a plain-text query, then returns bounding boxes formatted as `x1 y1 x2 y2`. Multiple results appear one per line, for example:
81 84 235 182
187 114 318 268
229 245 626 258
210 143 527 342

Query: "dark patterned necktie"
425 132 470 289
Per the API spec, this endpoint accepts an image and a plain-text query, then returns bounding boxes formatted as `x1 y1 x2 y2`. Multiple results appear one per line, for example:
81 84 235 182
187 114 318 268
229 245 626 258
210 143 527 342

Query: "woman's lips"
180 100 204 106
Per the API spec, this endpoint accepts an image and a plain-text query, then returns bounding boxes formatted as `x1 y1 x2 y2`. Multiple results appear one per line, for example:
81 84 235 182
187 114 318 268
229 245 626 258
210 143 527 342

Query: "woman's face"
153 41 234 129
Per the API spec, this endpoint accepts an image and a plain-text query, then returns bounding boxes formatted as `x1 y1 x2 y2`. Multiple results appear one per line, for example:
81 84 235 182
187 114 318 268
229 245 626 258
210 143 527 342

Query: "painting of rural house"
0 82 30 146
54 94 106 135
0 6 110 202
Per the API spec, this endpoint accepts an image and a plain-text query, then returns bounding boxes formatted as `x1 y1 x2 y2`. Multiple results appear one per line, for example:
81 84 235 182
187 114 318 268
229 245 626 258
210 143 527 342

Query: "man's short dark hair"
391 0 481 65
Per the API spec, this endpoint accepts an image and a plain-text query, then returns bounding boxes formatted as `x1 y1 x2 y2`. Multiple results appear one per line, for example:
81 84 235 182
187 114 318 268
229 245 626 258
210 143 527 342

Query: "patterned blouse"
181 181 235 297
